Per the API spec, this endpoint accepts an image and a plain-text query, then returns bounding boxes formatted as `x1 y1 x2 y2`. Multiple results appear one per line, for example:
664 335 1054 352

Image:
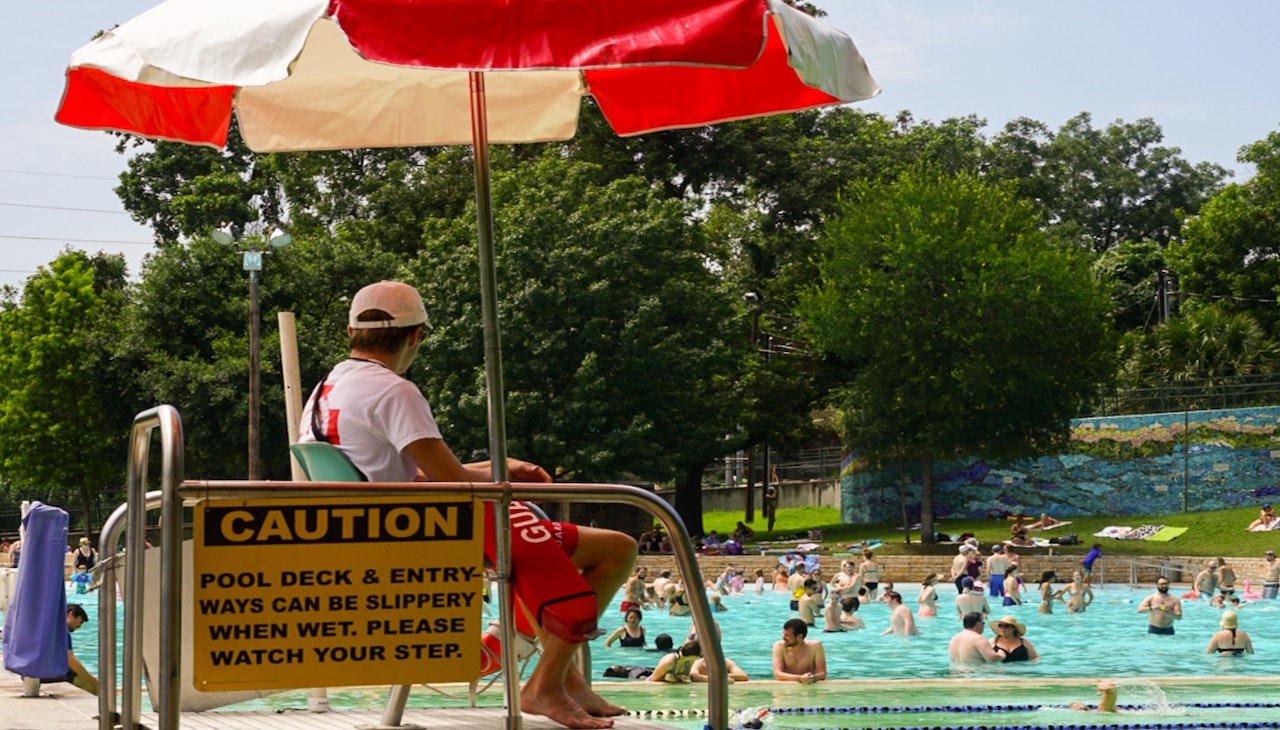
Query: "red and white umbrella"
55 1 878 726
56 0 878 472
57 0 877 149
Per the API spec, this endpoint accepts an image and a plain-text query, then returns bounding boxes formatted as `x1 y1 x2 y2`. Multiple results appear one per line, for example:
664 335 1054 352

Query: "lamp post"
213 224 292 480
742 291 763 524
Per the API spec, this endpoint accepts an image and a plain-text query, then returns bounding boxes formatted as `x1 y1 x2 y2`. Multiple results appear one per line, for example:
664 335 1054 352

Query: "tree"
406 155 743 535
1168 130 1280 334
1118 304 1280 397
0 251 135 539
798 170 1115 542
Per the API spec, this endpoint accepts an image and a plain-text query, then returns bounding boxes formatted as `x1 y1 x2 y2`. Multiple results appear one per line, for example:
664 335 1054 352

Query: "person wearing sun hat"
1205 610 1254 655
298 280 638 729
72 536 96 572
989 615 1039 662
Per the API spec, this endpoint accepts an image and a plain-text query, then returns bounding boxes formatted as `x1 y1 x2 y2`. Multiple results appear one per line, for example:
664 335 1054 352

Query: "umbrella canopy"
56 0 879 148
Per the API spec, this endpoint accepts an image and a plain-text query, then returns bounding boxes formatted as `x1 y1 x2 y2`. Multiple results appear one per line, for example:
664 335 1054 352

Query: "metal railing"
103 406 728 730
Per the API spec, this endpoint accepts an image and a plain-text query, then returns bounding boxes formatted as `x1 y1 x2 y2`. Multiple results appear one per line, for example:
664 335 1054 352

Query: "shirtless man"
1136 577 1182 635
1193 559 1219 599
947 612 1001 664
881 591 919 636
839 597 866 630
651 571 673 609
985 546 1009 599
621 567 649 612
1263 550 1279 599
955 577 991 621
831 560 862 601
1064 571 1093 613
950 546 971 594
772 618 826 683
797 578 823 627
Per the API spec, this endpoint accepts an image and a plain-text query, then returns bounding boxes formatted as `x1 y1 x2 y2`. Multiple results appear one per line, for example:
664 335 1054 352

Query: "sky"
3 1 1279 292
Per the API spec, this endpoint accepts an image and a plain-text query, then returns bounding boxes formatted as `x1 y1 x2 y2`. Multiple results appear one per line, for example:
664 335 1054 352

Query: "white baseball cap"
348 281 430 330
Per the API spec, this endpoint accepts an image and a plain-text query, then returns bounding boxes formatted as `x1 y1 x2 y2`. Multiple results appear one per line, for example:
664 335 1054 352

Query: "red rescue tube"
483 501 600 643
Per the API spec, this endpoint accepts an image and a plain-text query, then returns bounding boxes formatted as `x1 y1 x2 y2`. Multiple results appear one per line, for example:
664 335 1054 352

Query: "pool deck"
0 670 683 730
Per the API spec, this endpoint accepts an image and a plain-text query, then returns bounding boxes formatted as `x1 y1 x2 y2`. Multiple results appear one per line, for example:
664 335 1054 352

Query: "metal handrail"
114 406 727 730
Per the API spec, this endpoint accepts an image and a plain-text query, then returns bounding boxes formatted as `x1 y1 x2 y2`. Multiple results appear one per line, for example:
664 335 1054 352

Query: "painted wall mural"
840 406 1280 524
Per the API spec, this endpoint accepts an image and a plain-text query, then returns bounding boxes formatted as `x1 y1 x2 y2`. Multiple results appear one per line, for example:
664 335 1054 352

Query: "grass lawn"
700 505 1275 559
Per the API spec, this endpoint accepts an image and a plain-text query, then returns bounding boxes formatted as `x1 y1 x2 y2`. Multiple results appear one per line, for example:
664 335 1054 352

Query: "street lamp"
213 224 292 480
742 291 766 525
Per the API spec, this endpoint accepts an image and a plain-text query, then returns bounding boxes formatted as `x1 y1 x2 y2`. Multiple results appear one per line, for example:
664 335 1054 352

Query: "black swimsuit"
995 639 1030 663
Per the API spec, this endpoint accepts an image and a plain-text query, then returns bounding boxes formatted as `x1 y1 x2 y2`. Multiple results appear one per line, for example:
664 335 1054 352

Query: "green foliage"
407 155 743 501
801 170 1116 465
0 251 135 534
1118 304 1280 395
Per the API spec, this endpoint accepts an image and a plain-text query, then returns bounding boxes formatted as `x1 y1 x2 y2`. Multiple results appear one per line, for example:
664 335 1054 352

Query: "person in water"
988 615 1039 662
648 640 702 683
1137 577 1182 635
947 611 1001 664
1037 571 1062 614
1205 611 1254 655
604 608 646 648
1068 681 1119 712
772 618 826 683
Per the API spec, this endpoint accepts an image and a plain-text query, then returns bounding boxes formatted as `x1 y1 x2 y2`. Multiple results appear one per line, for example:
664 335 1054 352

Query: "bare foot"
565 673 626 717
522 687 614 729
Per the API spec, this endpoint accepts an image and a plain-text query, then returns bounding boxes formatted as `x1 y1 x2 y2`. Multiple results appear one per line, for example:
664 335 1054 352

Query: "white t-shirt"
298 359 442 482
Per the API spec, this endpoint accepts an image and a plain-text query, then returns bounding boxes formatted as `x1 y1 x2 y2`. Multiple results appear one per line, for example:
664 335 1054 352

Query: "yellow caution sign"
192 496 483 691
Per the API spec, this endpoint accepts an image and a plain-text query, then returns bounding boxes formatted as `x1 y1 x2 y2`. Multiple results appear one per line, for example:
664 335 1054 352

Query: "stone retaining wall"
635 554 1273 589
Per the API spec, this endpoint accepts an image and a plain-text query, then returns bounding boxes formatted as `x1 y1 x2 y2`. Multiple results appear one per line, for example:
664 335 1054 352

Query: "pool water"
592 581 1274 681
10 580 1280 730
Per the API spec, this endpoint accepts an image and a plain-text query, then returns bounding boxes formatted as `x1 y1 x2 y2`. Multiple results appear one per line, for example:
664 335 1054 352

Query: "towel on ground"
1122 524 1164 540
1146 526 1188 542
1093 525 1133 539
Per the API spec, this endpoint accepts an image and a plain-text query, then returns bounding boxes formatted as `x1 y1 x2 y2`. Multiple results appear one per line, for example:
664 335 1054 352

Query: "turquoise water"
592 581 1274 680
10 581 1280 729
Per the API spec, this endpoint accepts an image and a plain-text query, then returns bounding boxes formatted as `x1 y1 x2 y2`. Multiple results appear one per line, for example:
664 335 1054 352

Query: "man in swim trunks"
1264 551 1279 599
1136 578 1181 635
985 545 1008 598
772 618 826 683
947 612 1001 664
881 591 919 636
620 567 648 612
300 281 636 730
38 604 99 695
1193 559 1218 599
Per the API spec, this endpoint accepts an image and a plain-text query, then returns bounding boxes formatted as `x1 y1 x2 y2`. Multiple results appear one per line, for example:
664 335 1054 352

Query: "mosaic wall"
840 406 1280 524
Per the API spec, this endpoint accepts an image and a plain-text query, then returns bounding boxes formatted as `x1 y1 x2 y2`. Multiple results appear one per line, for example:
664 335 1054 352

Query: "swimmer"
621 567 649 612
1205 611 1253 655
950 545 973 594
651 571 672 608
773 564 789 592
1137 577 1181 635
668 584 690 617
604 608 646 648
710 593 728 613
1193 559 1219 599
753 568 766 595
1002 565 1023 606
1263 550 1278 599
1037 571 1061 614
797 578 823 626
648 640 701 683
985 545 1008 598
918 573 940 618
1064 571 1093 613
772 618 826 683
955 577 990 621
859 551 881 601
989 615 1039 662
1217 558 1237 597
839 596 865 630
690 655 749 683
1068 681 1119 712
831 559 862 601
947 611 1001 664
881 591 919 636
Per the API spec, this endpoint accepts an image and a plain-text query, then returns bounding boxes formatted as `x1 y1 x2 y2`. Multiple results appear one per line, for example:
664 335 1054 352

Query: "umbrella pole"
469 70 522 730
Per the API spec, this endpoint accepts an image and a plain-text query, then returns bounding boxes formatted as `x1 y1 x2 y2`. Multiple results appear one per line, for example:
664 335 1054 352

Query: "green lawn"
701 505 1273 558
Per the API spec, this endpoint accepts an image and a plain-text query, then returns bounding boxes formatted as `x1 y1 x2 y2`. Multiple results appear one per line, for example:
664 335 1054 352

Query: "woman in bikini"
1037 571 1062 614
1002 565 1023 606
859 551 881 601
1065 570 1093 613
604 607 647 648
1205 611 1254 655
989 615 1040 662
918 573 940 618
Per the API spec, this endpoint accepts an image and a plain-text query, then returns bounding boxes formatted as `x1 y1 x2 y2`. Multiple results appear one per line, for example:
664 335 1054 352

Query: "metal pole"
1183 409 1190 512
248 268 261 481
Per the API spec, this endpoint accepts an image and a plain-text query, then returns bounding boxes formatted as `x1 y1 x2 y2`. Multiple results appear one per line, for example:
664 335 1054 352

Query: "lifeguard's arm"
647 654 675 683
404 438 549 483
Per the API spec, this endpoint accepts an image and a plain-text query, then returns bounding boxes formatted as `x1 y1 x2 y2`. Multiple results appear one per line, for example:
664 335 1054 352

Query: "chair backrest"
290 442 364 482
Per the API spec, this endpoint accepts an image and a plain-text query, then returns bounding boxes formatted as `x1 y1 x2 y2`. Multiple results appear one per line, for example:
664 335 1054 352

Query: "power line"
0 202 127 215
0 234 151 246
0 168 118 181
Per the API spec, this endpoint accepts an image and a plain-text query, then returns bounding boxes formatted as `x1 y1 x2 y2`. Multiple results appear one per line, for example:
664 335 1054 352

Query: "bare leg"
521 527 636 728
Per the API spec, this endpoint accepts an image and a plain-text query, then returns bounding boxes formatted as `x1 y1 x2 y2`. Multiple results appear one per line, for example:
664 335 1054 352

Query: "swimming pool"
592 581 1274 680
17 580 1280 730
